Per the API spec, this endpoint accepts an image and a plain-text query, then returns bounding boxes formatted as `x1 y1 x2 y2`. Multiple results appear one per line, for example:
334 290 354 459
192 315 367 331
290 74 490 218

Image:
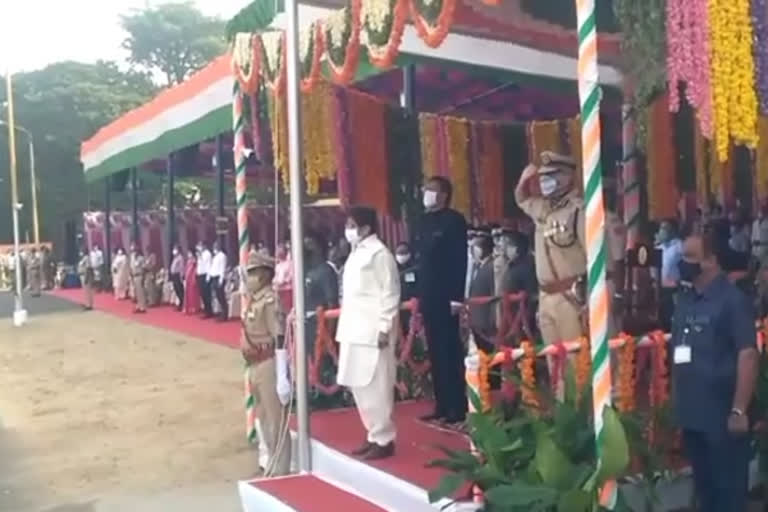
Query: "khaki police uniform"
78 254 94 309
131 253 147 312
242 253 291 476
515 152 618 348
27 251 42 297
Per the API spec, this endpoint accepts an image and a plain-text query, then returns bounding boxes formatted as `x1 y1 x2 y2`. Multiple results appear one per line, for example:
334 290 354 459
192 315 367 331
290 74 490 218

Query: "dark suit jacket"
468 258 495 338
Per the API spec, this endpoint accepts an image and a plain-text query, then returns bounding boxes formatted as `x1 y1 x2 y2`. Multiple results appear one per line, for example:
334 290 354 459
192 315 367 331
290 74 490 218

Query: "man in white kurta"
336 213 400 460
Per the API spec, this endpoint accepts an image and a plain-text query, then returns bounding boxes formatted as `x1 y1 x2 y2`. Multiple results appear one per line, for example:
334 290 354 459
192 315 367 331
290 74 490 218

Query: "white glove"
275 348 291 406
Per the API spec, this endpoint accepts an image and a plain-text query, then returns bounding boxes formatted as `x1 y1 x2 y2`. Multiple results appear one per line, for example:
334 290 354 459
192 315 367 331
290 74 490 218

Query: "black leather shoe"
419 412 445 422
362 442 395 460
351 440 374 456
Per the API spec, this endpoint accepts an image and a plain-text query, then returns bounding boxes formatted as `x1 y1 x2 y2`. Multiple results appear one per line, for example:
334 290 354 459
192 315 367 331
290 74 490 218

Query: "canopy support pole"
167 154 176 268
131 167 140 247
285 0 311 473
104 176 112 290
401 64 416 113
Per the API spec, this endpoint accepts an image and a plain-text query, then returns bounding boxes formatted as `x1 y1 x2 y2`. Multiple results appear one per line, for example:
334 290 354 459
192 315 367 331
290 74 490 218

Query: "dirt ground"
0 305 254 512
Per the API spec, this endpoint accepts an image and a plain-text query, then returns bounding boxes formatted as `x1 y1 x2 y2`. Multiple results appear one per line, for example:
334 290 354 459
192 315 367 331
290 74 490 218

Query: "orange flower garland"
445 116 472 218
363 0 408 69
261 31 286 96
477 349 492 411
300 23 323 93
323 1 362 85
518 340 540 411
616 333 637 413
419 114 438 179
269 94 289 187
478 122 504 222
232 33 261 95
409 0 456 48
575 337 591 402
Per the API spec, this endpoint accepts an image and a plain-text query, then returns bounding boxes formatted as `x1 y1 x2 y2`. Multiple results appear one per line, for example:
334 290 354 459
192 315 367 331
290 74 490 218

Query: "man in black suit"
413 177 468 425
467 228 496 354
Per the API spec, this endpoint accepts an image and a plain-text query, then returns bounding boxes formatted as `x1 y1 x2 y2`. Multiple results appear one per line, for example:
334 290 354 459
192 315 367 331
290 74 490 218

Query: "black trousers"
422 301 467 421
659 287 676 333
212 276 227 320
198 275 212 316
683 429 751 512
170 273 184 309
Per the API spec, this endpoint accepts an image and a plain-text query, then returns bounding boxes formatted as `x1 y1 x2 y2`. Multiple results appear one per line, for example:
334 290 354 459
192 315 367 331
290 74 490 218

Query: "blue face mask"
678 260 702 283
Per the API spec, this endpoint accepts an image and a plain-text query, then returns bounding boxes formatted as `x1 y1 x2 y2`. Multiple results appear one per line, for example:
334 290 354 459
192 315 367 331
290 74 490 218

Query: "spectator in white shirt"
196 242 213 317
169 246 185 311
208 241 228 321
90 245 104 291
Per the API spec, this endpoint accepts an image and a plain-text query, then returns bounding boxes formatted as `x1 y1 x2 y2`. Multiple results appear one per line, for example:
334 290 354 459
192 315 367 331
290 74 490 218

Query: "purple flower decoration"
753 0 768 114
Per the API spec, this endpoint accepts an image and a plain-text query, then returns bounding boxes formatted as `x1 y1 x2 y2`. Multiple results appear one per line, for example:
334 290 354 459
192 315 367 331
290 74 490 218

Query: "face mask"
395 254 410 265
246 275 265 293
173 249 179 255
345 227 360 245
423 190 438 209
506 246 519 261
678 260 702 283
471 245 484 261
539 175 559 197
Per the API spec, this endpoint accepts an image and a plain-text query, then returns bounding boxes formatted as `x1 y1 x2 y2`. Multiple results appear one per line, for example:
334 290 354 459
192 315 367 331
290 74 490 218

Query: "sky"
0 0 246 73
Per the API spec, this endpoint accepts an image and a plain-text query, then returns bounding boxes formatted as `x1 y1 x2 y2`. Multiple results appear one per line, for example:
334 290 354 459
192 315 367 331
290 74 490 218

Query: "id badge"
405 272 416 283
673 345 692 365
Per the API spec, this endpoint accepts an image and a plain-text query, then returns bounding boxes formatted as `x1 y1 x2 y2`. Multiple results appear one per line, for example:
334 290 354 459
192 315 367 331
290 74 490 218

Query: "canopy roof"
80 0 623 183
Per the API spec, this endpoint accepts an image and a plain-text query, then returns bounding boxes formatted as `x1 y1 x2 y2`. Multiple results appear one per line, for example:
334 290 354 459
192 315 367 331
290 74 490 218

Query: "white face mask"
344 227 360 246
395 254 410 265
506 246 519 261
539 175 559 197
423 190 438 209
471 245 484 261
173 249 179 256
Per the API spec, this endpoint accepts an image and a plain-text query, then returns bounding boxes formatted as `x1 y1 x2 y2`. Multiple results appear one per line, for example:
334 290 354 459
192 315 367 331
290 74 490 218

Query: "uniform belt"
540 273 614 294
243 344 275 364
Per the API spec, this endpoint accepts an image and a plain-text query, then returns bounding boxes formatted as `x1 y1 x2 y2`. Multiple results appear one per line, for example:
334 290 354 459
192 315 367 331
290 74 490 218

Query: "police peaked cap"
538 151 577 175
469 226 492 240
246 252 275 272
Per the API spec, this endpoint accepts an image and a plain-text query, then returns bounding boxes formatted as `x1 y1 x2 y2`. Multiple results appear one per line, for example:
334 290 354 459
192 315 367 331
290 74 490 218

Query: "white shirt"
90 249 103 269
208 250 227 279
197 249 212 276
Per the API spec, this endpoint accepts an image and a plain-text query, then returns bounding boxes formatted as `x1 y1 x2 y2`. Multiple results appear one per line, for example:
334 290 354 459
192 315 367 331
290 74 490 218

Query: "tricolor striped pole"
233 81 255 442
621 84 639 251
575 0 616 507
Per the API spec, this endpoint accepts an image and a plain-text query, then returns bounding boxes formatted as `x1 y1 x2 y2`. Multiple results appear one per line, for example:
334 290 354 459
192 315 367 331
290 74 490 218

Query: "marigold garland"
302 81 338 195
347 91 391 214
419 114 438 179
528 120 561 164
299 23 323 93
232 33 261 95
518 340 539 411
477 349 492 411
261 31 286 95
616 333 637 413
445 116 472 218
363 0 408 69
409 0 456 48
646 93 680 220
575 337 591 402
268 93 290 187
478 122 504 223
709 0 759 161
323 2 362 85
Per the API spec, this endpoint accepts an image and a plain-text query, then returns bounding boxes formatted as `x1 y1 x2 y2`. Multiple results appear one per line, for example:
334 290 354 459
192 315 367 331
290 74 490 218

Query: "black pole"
131 167 140 247
402 64 416 114
215 134 226 248
104 175 112 290
167 153 175 269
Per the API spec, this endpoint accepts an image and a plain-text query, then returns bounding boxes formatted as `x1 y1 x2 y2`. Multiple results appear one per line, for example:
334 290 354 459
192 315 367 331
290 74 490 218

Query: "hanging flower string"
363 0 409 69
410 0 456 48
300 23 324 93
323 2 362 84
261 31 286 95
518 340 540 411
232 33 261 95
616 333 637 413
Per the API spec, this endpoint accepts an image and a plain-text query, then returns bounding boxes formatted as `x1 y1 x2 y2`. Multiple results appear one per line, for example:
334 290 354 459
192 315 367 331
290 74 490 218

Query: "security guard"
27 247 43 297
672 230 758 512
241 252 291 477
130 247 147 313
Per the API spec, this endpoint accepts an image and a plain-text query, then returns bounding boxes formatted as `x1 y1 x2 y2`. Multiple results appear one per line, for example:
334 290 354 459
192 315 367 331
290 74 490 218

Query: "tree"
0 61 158 251
121 2 227 86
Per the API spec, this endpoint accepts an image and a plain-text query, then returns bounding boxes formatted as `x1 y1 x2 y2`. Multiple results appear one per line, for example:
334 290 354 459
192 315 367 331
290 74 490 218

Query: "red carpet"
49 288 239 348
300 401 468 491
252 475 387 512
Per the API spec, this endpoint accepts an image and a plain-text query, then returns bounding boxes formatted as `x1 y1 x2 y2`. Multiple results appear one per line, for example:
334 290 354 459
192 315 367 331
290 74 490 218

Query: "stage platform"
239 402 479 512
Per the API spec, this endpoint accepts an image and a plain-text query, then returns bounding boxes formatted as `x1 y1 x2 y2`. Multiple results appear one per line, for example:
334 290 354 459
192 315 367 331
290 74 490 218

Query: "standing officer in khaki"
77 250 94 310
27 247 43 297
515 151 618 351
130 246 147 313
241 252 291 476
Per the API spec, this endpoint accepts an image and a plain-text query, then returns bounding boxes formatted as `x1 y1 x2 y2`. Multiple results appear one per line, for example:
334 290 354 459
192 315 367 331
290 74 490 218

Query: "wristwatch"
730 407 745 417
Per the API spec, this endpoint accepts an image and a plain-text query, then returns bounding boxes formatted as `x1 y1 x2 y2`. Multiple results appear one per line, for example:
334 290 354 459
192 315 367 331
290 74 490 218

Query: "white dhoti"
337 342 396 447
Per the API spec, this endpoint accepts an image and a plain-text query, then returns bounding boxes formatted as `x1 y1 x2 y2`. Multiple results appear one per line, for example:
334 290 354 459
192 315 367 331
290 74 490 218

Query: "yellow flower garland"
709 0 759 162
419 114 438 179
269 94 290 188
301 81 337 195
529 120 561 164
445 116 471 219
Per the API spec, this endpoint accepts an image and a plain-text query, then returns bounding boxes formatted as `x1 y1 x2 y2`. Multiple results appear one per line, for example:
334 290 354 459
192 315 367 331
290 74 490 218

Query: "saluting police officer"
672 228 758 512
242 251 291 477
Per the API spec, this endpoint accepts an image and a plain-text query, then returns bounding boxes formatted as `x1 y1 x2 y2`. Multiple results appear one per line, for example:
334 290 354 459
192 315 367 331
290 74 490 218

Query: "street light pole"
5 71 27 326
